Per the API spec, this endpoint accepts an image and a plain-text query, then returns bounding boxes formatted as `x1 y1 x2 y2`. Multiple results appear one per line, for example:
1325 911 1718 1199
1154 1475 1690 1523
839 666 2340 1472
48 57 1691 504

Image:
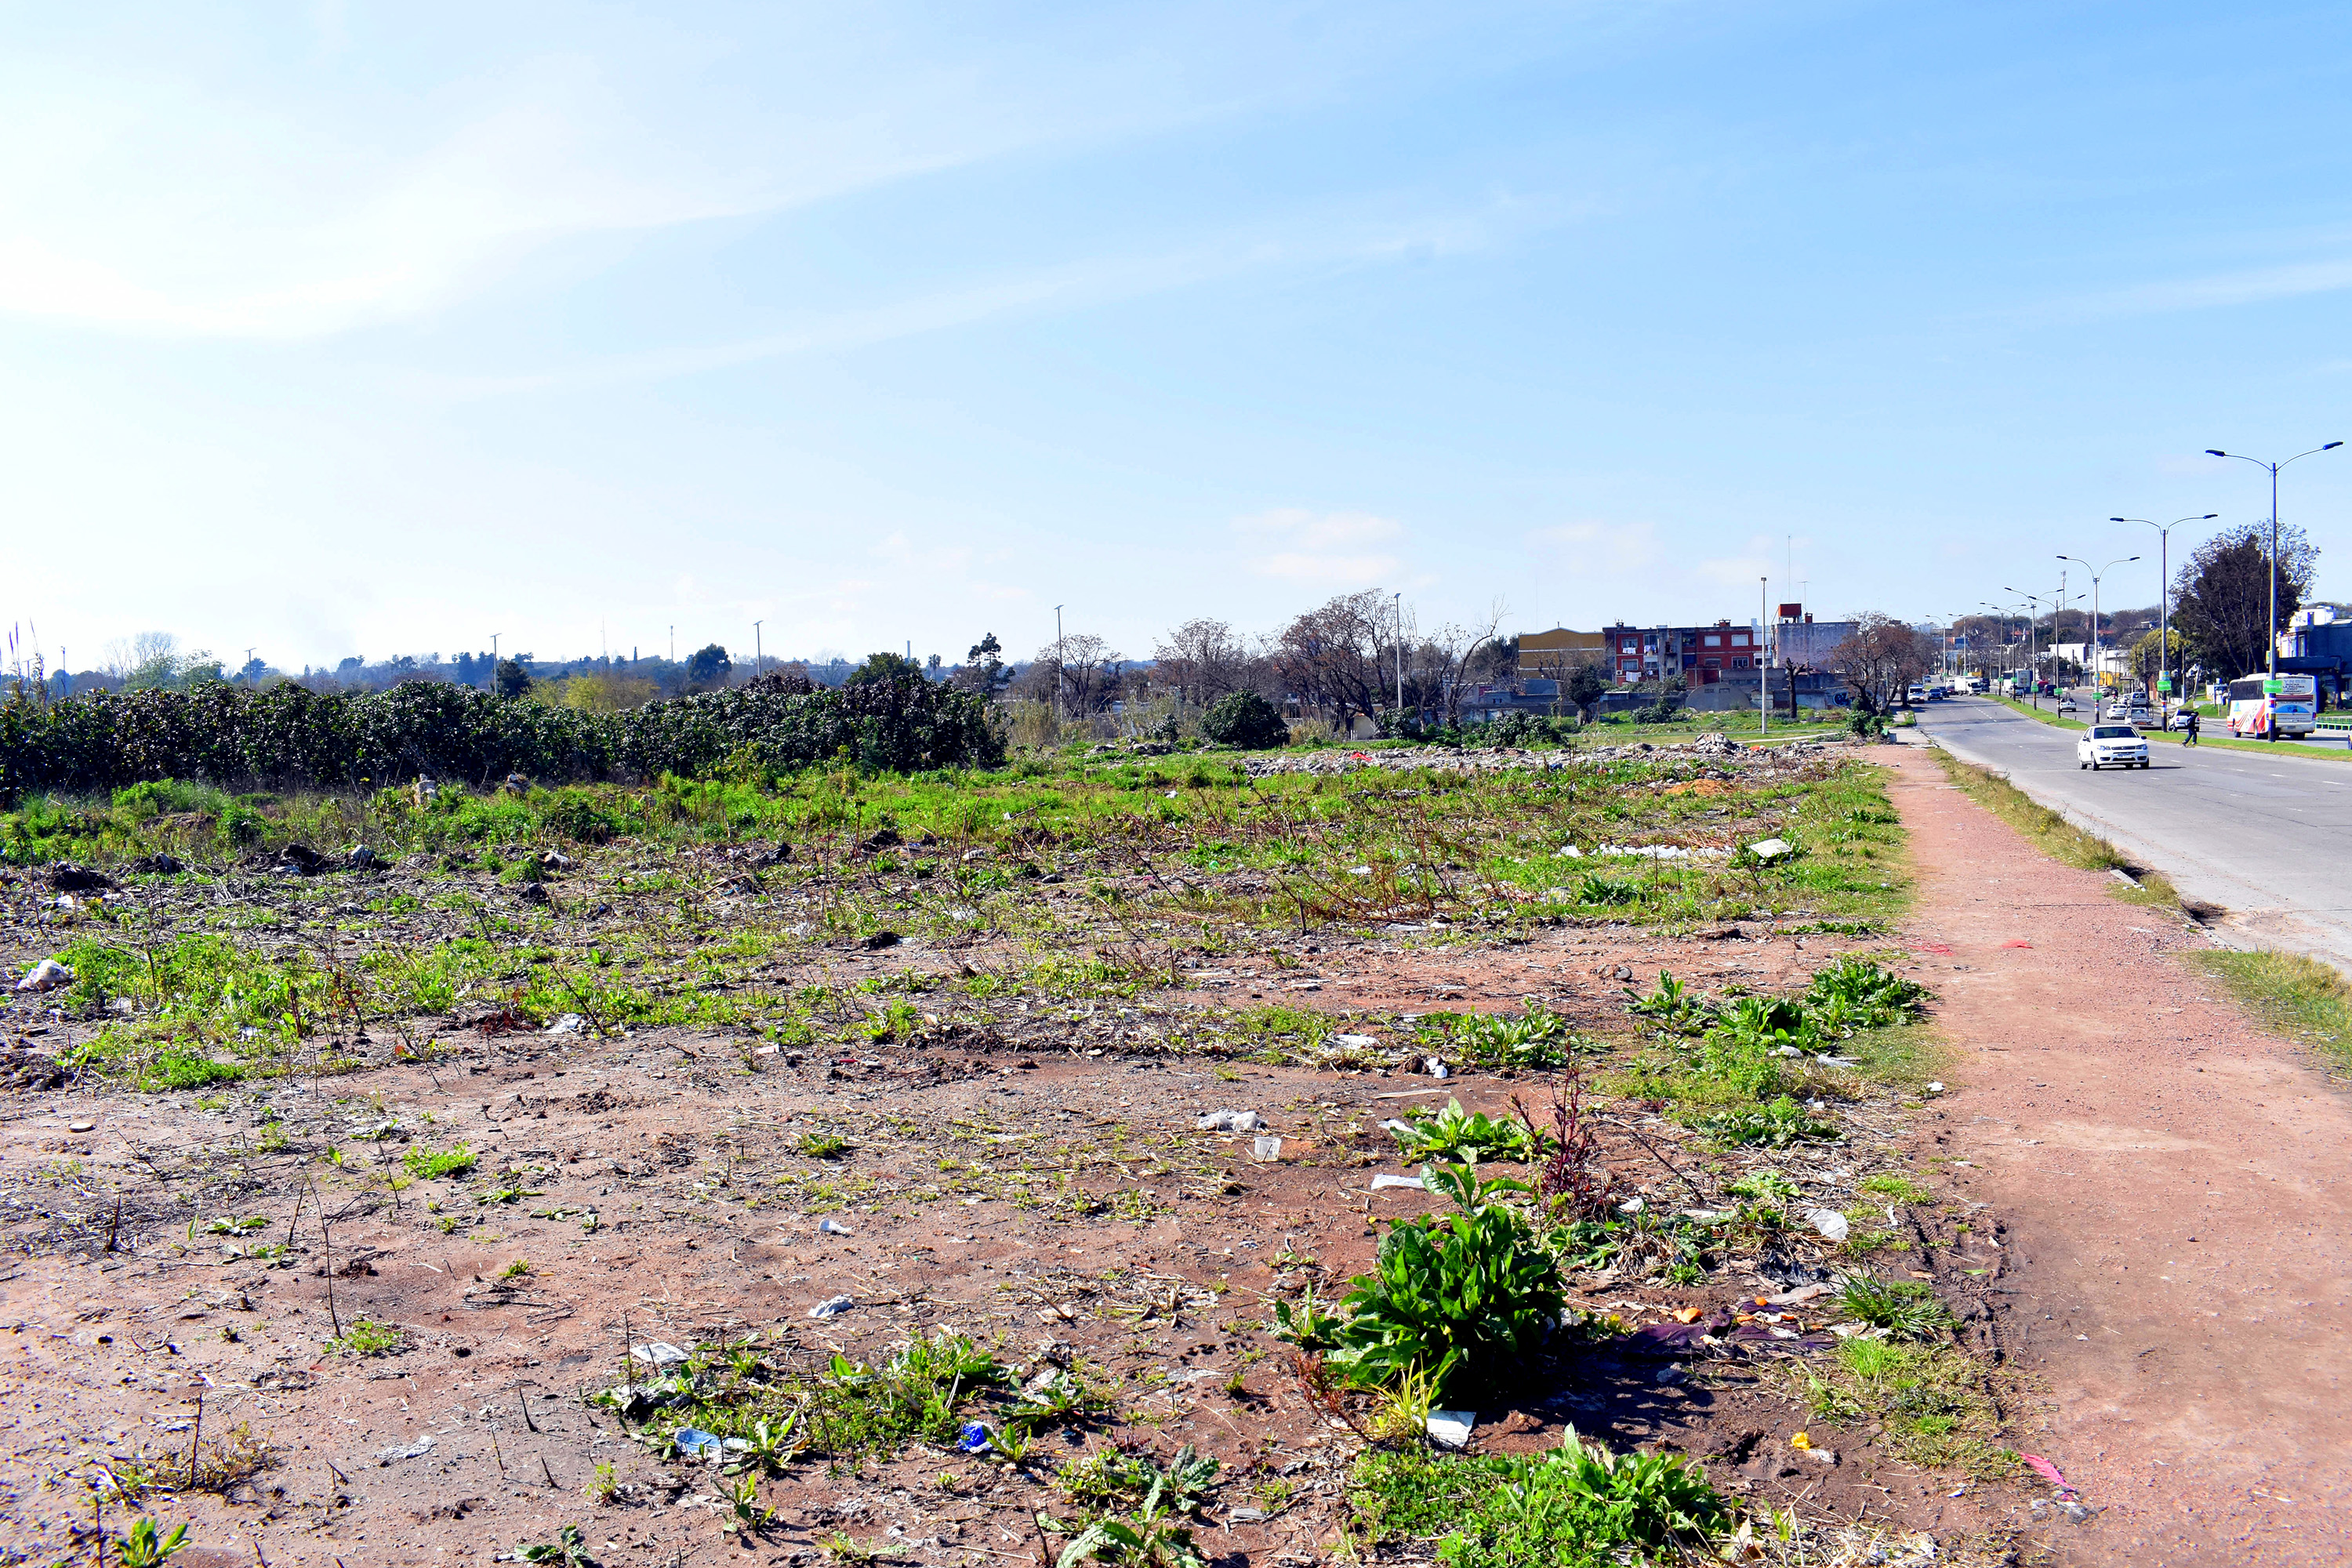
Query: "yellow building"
1516 627 1606 677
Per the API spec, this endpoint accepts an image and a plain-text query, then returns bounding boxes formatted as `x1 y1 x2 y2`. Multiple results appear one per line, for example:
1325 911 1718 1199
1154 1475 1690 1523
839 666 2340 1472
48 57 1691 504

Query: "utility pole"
753 621 763 676
1759 578 1769 737
669 626 674 663
2206 445 2343 679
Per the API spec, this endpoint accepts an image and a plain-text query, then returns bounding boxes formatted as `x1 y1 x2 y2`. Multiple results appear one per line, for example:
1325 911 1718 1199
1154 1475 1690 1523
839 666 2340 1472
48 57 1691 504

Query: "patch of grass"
1859 1174 1934 1204
1801 1338 2015 1476
2188 948 2352 1073
1351 1434 1728 1568
1837 1273 1958 1339
796 1131 851 1159
326 1317 405 1357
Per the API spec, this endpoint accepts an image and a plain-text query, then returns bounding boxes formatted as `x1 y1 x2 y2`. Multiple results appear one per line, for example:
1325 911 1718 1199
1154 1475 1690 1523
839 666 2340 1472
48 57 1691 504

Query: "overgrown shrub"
0 673 1004 798
1198 691 1288 750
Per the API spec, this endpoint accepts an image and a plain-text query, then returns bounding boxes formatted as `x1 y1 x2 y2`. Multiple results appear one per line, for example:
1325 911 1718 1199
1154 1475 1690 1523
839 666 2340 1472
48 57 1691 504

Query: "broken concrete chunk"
1425 1410 1476 1449
15 959 72 993
1196 1109 1266 1133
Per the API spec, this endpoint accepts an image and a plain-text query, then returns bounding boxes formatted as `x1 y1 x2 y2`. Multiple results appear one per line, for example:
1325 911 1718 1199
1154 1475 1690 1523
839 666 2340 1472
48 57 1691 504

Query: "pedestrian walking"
2184 708 2200 746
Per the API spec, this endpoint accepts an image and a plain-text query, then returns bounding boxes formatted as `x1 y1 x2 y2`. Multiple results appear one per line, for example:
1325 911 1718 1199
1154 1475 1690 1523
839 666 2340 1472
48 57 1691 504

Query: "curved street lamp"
2205 444 2343 677
2056 555 2138 695
2110 514 2216 706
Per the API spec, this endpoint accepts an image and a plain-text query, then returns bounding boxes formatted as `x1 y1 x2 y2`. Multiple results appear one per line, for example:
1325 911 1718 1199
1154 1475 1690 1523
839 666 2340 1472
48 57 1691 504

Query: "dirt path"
1882 744 2352 1564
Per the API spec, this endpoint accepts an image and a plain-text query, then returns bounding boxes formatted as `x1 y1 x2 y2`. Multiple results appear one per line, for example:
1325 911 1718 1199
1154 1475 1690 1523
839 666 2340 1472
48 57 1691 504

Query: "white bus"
2226 673 2318 739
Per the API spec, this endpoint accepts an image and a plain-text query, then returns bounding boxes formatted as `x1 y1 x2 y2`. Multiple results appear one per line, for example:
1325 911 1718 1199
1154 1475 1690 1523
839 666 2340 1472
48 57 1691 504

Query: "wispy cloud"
2043 249 2352 321
1236 507 1405 586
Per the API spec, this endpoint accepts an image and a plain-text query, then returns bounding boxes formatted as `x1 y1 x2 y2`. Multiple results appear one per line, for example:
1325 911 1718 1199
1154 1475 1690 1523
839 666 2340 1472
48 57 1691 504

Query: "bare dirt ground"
1878 742 2352 1565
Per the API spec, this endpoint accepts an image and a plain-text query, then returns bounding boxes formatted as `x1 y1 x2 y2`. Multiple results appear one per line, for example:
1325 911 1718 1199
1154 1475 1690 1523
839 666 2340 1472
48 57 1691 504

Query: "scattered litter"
808 1294 857 1319
1617 1197 1645 1214
1813 1053 1860 1067
1252 1136 1284 1160
818 1218 855 1236
1370 1173 1429 1192
1806 1209 1850 1242
1789 1432 1813 1452
1560 844 1583 858
544 1014 586 1036
1425 1410 1476 1449
2000 940 2033 949
1762 1283 1832 1306
68 1120 96 1133
376 1436 434 1463
1746 838 1794 861
1922 1081 1946 1096
1598 844 1729 860
1226 1506 1268 1523
673 1428 728 1459
2021 1454 2078 1498
630 1341 689 1368
1197 1109 1266 1133
956 1422 993 1454
1330 1033 1378 1048
1348 866 1373 877
15 959 72 993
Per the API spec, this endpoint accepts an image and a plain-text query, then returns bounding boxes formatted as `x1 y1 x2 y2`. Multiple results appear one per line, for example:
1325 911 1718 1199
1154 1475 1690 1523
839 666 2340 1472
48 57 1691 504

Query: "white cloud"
1236 507 1405 586
1530 520 1661 577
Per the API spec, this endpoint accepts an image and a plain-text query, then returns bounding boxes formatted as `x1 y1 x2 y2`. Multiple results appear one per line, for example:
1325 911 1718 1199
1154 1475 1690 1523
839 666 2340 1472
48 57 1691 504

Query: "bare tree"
1274 591 1396 731
1829 612 1935 713
1151 618 1260 706
1021 631 1124 713
1422 603 1509 726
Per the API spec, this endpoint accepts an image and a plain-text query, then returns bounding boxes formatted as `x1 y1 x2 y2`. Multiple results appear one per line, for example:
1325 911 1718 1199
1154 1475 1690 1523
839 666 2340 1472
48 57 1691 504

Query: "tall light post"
2057 555 2138 696
1984 600 2026 681
2205 444 2343 677
753 620 763 677
2002 590 2044 706
2110 514 2215 708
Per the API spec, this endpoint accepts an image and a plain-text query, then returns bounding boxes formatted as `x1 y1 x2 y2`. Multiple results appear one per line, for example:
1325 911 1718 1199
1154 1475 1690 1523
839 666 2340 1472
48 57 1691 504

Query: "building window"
1704 634 1722 648
1732 658 1748 670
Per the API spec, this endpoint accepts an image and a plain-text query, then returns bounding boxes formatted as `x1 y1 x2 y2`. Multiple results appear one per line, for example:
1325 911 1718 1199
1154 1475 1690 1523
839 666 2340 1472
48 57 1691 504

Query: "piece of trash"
2000 939 2032 949
1370 1173 1428 1192
1670 1305 1703 1324
2020 1453 2078 1498
1655 1364 1686 1385
1252 1136 1284 1160
545 1014 586 1036
1426 1059 1450 1079
1762 1283 1832 1306
1197 1109 1266 1133
1773 1044 1803 1058
1789 1432 1813 1452
68 1120 96 1133
376 1436 434 1463
860 930 902 949
1746 838 1794 861
673 1428 725 1459
1425 1410 1476 1449
956 1421 993 1454
1923 1081 1946 1095
1348 866 1373 876
818 1218 855 1236
15 959 72 993
1806 1209 1850 1243
1330 1033 1378 1048
630 1341 688 1368
1226 1506 1268 1522
808 1294 857 1319
1617 1197 1645 1214
1560 844 1583 858
2055 1500 2099 1523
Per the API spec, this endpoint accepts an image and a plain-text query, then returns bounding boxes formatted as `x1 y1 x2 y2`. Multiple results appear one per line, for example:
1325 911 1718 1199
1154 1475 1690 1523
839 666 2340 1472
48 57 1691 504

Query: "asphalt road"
1912 696 2352 964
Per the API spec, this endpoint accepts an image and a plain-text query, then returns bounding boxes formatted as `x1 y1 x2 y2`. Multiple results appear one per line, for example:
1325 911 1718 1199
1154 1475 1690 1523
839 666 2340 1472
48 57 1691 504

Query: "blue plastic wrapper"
674 1428 724 1458
956 1421 993 1454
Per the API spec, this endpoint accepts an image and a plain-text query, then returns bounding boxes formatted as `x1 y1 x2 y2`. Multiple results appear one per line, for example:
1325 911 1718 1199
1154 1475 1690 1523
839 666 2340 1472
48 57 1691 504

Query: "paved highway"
1912 696 2352 964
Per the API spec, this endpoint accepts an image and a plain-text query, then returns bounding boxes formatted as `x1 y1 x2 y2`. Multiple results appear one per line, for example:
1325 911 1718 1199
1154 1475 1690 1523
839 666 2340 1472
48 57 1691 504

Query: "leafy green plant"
1838 1274 1958 1341
402 1142 477 1179
1571 873 1639 907
1624 971 1715 1034
1803 954 1929 1027
1294 1185 1563 1395
1418 1004 1588 1069
517 1523 600 1566
1389 1099 1543 1163
796 1131 851 1159
112 1518 191 1566
1697 1097 1839 1149
1060 1446 1220 1516
1724 1169 1798 1203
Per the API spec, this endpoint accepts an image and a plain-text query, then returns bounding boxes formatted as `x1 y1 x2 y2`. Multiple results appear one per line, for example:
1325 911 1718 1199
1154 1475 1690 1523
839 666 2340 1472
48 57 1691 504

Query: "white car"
2167 711 2196 731
2078 723 2150 770
2056 695 2078 713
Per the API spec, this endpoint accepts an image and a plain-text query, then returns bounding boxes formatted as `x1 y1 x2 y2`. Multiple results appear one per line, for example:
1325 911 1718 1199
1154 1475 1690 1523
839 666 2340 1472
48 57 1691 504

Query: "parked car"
2167 711 2195 731
2077 724 2151 770
1906 683 1926 705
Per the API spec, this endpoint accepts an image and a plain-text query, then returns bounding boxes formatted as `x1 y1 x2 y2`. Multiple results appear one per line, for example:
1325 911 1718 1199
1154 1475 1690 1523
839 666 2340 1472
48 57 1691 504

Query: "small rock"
1425 1410 1476 1449
1196 1109 1266 1133
808 1294 857 1319
545 1014 586 1036
375 1435 435 1463
48 863 113 892
16 959 73 993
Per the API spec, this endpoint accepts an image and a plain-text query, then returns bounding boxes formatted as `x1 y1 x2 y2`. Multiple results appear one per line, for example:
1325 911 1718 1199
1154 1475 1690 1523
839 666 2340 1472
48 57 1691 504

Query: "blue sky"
5 0 2350 674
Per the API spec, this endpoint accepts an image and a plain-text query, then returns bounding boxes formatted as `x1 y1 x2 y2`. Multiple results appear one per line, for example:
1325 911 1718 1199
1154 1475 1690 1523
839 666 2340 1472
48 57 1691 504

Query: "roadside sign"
2265 677 2285 695
2157 676 2172 693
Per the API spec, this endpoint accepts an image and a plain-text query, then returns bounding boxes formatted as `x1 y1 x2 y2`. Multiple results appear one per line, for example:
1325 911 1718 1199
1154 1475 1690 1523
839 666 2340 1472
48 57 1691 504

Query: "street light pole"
2003 589 2055 708
2111 514 2216 710
2058 555 2139 699
753 620 763 676
2205 444 2343 678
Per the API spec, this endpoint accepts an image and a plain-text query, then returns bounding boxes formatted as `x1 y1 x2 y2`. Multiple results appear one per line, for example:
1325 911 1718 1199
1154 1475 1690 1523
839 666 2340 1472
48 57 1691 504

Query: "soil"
0 920 2035 1568
1878 742 2352 1565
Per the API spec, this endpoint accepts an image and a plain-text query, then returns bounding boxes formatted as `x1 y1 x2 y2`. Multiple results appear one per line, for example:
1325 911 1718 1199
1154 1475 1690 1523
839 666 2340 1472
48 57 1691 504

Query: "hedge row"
0 674 1004 797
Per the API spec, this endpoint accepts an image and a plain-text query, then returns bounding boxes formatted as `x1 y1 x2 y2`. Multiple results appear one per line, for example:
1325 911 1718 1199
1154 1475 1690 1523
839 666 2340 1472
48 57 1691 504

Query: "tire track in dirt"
1882 745 2352 1565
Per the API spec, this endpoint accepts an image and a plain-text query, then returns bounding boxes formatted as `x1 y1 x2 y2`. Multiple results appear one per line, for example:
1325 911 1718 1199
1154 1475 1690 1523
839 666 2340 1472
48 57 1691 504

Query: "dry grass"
2189 948 2352 1076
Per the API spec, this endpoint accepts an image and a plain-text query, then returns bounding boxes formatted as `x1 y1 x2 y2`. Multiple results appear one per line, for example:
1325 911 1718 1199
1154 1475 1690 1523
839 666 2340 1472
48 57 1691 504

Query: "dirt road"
1882 746 2352 1563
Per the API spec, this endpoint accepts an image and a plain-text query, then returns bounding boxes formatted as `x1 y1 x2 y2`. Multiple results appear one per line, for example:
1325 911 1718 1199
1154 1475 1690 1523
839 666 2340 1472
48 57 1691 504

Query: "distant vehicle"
1907 683 1927 705
2056 695 2078 713
2078 724 2150 770
1965 677 1989 694
2226 673 2318 739
1926 684 1949 700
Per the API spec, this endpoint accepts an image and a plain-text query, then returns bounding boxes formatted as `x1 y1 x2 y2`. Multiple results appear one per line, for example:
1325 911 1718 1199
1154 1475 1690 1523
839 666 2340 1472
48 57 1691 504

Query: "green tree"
2172 521 2314 680
1565 662 1609 720
1200 691 1288 749
2130 627 2183 685
846 652 924 685
493 658 532 699
684 644 732 688
962 633 1009 693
